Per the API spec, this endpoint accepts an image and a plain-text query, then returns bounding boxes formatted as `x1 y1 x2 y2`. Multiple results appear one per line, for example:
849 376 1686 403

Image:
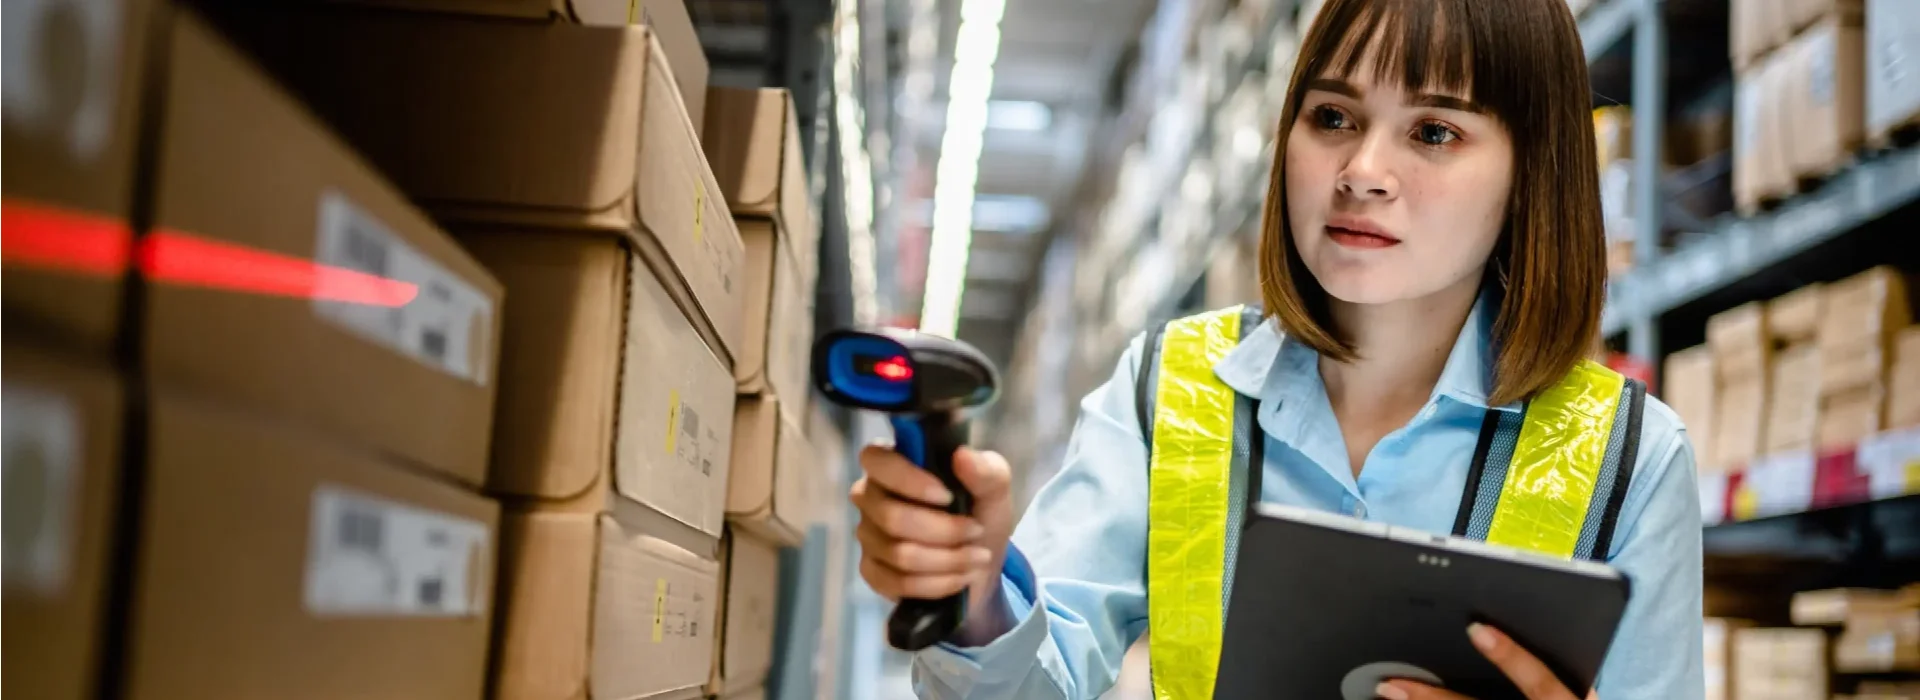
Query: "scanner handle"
886 412 974 651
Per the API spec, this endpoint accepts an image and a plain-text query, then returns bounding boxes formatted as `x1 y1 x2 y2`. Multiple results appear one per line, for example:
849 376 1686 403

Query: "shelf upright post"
1627 0 1665 361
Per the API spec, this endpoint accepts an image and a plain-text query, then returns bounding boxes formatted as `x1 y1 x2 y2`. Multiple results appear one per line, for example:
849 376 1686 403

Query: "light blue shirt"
912 298 1704 699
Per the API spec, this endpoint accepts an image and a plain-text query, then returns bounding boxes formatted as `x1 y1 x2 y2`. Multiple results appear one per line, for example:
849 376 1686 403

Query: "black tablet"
1214 504 1631 700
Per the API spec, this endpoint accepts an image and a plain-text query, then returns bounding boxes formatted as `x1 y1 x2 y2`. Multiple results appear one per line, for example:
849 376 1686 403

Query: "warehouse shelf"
1579 0 1644 62
1700 425 1920 528
1602 145 1920 336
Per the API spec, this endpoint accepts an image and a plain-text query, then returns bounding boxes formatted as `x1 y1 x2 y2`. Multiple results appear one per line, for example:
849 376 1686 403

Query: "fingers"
859 553 972 601
850 476 984 546
1469 624 1579 700
859 444 954 507
953 448 1012 501
1376 681 1471 700
856 521 992 574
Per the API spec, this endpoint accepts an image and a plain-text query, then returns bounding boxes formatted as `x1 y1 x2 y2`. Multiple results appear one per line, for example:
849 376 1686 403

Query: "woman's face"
1283 49 1515 306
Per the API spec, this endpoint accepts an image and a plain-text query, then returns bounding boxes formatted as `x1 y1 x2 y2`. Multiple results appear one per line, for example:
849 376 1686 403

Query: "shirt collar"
1211 290 1519 413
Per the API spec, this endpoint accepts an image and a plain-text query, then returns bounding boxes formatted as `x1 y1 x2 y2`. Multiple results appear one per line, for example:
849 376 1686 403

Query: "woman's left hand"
1374 624 1599 700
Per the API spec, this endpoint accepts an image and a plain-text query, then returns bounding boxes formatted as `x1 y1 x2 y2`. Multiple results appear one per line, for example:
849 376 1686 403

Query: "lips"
1325 216 1400 249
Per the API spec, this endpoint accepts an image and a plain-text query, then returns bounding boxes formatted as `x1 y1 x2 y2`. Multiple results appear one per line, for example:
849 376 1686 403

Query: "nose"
1337 131 1399 200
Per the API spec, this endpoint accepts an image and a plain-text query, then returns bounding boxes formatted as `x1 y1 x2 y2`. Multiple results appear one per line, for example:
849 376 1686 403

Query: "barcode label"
1 387 81 594
313 191 495 386
304 485 490 617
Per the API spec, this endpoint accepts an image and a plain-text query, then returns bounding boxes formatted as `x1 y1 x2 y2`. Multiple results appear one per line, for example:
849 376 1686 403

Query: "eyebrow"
1305 78 1490 115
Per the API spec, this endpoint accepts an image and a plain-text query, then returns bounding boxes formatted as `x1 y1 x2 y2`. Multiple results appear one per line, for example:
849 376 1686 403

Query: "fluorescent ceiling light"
918 0 1008 337
908 193 1051 234
987 100 1052 131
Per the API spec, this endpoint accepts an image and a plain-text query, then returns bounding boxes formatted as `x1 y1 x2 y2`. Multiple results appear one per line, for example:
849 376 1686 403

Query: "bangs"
1315 0 1476 99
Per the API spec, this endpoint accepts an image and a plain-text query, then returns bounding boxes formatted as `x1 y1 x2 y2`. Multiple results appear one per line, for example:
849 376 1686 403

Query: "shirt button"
1352 503 1368 519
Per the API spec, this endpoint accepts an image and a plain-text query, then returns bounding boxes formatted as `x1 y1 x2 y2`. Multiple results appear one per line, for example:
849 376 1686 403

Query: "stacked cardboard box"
1732 0 1866 213
1867 0 1920 142
1765 286 1826 454
1663 346 1720 470
219 8 745 699
7 7 514 698
1706 618 1756 700
1817 267 1911 450
1731 627 1829 700
1710 303 1772 468
2 0 149 696
1791 586 1920 626
1889 326 1920 428
1793 586 1920 673
704 86 826 698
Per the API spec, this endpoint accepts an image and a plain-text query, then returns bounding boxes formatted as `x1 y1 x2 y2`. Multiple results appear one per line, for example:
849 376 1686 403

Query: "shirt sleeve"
910 337 1154 700
1594 415 1706 700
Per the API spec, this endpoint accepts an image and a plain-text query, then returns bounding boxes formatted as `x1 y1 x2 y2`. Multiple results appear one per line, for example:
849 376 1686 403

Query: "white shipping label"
313 191 495 386
304 485 490 617
1 387 81 594
2 0 122 160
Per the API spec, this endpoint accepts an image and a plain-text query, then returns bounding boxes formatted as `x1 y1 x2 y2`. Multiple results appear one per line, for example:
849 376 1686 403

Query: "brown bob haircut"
1257 0 1605 407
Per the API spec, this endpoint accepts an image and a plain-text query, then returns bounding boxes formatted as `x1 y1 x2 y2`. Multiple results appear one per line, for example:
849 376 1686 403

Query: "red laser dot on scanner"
874 356 913 381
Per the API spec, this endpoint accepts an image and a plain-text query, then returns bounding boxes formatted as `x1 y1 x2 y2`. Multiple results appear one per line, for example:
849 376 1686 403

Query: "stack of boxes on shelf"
1664 266 1918 475
1708 585 1920 700
706 86 824 700
8 2 512 697
1867 2 1920 146
1593 106 1638 277
1731 0 1866 213
5 1 842 698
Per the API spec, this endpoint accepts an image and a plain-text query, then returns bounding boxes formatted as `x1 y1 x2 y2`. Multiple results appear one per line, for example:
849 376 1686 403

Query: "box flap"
616 250 736 540
726 395 810 546
591 511 719 700
704 88 786 216
461 232 627 501
494 510 599 700
735 218 812 406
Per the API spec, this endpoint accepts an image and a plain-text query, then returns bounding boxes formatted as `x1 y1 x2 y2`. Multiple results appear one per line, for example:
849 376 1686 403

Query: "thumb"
953 448 1012 502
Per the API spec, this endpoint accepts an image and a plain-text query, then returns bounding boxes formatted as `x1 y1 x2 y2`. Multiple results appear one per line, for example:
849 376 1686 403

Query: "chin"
1302 254 1425 305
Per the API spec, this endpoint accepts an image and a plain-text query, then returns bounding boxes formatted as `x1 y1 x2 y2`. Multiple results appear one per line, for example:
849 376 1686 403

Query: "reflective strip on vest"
1483 360 1625 558
1145 305 1243 700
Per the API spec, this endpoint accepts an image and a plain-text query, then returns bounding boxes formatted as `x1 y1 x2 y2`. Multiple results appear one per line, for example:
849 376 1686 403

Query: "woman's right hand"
851 443 1018 645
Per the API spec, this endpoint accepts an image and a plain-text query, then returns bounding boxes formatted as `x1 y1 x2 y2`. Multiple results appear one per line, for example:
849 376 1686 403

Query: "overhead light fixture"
987 100 1052 132
918 0 1008 337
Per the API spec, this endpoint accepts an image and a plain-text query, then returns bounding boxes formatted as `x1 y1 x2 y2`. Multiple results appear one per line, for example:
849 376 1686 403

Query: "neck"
1318 275 1483 413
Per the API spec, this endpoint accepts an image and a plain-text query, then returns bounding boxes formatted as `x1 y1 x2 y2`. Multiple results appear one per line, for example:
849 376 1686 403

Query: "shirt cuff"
912 545 1049 694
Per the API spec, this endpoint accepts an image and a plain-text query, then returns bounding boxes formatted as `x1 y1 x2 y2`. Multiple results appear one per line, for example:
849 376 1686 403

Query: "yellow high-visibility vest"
1138 305 1646 700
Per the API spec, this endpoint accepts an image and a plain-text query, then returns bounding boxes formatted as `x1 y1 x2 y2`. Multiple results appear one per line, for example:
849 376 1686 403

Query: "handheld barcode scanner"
812 327 1000 651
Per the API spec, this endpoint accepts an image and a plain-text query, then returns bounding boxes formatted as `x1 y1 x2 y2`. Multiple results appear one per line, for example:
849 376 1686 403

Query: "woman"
851 0 1704 698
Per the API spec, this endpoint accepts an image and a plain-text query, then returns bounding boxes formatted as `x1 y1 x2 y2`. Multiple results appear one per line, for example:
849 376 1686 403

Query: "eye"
1311 105 1355 131
1413 121 1461 146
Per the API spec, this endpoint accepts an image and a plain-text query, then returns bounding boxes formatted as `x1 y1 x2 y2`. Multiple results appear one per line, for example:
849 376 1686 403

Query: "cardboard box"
226 10 745 366
1769 285 1827 344
1 0 153 352
1766 345 1822 453
1820 267 1912 349
464 232 734 548
1822 342 1888 395
1732 627 1829 700
1890 327 1920 427
705 88 819 279
320 0 709 132
1780 17 1867 183
1819 384 1886 449
145 10 502 486
1663 346 1720 469
1868 0 1920 139
735 217 814 411
710 530 780 695
1731 0 1779 70
2 344 126 700
1717 378 1770 468
1792 587 1920 626
729 394 815 546
1836 609 1920 672
128 388 498 700
722 686 767 700
1735 54 1797 213
1706 618 1756 700
493 504 718 700
1711 303 1773 380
